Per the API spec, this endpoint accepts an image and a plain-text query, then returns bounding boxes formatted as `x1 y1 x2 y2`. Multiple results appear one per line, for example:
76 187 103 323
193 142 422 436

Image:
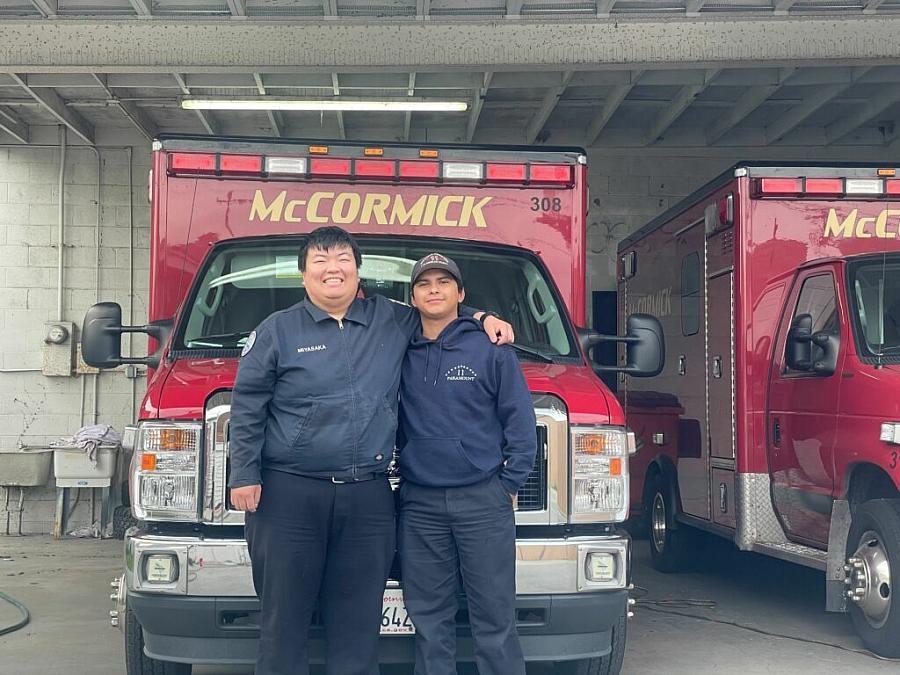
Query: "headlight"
131 421 202 521
571 426 630 523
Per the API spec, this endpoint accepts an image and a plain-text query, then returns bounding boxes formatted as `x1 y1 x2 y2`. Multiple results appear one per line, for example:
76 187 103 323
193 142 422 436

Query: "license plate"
381 588 415 635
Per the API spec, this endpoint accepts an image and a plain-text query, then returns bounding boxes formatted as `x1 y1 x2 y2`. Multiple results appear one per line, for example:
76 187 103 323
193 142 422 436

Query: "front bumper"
122 530 630 665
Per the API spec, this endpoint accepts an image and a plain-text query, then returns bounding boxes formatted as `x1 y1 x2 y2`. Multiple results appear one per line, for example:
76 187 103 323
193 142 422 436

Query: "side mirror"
580 313 665 378
81 302 172 369
786 313 813 371
785 313 839 376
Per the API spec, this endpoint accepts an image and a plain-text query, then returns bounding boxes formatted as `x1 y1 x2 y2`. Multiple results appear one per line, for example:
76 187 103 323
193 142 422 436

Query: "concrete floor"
0 534 896 674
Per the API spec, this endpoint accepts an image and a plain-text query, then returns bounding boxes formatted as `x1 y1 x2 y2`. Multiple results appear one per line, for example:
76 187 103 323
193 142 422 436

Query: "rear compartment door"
675 221 710 520
767 266 841 545
707 220 736 528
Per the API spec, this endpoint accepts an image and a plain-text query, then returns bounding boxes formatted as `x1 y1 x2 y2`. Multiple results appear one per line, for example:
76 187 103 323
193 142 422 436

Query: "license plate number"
381 588 415 635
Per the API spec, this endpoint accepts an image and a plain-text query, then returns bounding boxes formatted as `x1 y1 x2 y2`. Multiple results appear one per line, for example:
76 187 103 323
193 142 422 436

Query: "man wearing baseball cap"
397 253 537 675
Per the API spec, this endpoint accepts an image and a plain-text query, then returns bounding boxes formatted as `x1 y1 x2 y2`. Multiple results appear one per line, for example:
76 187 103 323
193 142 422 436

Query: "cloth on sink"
52 424 121 466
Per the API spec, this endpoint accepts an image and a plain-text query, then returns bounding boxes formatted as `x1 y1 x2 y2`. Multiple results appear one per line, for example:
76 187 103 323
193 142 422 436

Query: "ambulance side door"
767 265 843 546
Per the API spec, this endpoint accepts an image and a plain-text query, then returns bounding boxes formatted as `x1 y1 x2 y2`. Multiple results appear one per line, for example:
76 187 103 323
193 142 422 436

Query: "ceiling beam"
403 73 416 142
646 69 719 145
825 86 900 144
706 67 796 145
466 71 493 143
92 73 158 141
10 74 93 144
28 0 56 18
774 0 797 11
525 71 574 145
416 0 430 17
253 73 282 137
0 106 28 144
586 70 642 145
172 73 218 135
322 0 338 17
127 0 152 15
507 0 524 15
332 73 345 140
765 66 870 144
225 0 246 16
864 0 887 12
685 0 705 13
4 19 900 72
596 0 615 16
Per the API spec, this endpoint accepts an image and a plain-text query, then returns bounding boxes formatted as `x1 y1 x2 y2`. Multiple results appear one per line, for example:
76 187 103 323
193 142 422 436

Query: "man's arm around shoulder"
494 347 537 496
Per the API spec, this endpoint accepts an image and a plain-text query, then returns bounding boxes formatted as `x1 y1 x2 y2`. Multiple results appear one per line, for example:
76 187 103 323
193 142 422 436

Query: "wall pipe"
56 125 67 323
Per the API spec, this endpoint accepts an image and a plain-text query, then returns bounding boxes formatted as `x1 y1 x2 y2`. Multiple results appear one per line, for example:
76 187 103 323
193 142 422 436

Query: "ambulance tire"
124 605 192 675
554 607 626 675
646 473 691 573
846 498 900 658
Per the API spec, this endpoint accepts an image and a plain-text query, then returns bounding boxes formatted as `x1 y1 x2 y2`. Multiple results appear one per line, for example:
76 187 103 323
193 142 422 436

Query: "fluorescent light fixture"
181 98 468 113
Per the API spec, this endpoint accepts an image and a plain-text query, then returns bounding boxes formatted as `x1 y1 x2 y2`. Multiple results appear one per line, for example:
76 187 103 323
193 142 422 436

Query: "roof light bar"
181 98 468 112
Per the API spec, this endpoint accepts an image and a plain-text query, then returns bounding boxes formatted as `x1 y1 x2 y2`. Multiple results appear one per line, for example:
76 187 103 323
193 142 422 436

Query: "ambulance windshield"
848 254 900 358
177 237 578 360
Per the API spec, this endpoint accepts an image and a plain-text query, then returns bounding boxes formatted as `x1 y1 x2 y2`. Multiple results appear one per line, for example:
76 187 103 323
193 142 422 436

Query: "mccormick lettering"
250 190 493 228
824 208 900 239
631 287 672 318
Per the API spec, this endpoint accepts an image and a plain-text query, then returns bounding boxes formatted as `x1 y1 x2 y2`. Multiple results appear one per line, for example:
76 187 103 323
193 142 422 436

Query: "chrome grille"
516 425 548 511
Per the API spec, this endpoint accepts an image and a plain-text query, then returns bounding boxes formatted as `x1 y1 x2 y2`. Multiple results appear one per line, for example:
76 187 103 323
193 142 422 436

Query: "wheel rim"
651 492 667 553
847 530 892 629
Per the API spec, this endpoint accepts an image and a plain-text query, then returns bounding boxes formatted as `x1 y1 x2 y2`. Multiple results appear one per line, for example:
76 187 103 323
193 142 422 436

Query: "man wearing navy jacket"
397 253 537 675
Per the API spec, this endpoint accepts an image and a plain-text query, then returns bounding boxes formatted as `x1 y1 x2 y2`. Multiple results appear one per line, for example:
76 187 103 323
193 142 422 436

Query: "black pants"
245 469 395 675
398 476 524 675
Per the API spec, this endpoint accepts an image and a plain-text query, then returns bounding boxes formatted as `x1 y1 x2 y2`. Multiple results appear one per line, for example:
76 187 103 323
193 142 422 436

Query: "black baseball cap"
410 253 463 288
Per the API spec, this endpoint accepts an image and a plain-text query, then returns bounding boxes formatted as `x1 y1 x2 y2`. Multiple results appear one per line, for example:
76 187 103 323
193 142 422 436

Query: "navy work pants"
245 469 395 675
398 475 524 675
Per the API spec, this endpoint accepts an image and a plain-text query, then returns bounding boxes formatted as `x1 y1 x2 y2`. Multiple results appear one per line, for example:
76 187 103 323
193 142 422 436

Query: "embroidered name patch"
297 344 327 354
445 365 477 382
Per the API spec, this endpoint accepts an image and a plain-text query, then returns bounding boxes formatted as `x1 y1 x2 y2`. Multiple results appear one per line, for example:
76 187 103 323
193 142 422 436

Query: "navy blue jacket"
398 317 537 495
228 296 476 488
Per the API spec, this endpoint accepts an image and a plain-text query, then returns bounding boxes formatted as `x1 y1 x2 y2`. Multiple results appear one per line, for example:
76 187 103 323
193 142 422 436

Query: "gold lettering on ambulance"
436 196 464 227
855 217 874 238
250 190 286 221
824 209 857 238
389 195 428 226
331 193 361 224
360 193 390 225
422 195 440 227
307 192 333 224
284 199 306 223
458 196 492 228
874 210 900 238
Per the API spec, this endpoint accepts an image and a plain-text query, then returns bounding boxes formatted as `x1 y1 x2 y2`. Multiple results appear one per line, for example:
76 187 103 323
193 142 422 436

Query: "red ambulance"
82 134 664 675
620 162 900 657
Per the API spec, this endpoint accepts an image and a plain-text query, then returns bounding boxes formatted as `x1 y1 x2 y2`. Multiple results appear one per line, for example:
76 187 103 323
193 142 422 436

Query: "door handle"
678 355 686 376
773 418 781 446
712 355 723 379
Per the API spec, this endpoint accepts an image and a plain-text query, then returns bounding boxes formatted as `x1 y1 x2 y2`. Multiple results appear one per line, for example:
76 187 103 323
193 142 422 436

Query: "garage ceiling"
2 10 900 149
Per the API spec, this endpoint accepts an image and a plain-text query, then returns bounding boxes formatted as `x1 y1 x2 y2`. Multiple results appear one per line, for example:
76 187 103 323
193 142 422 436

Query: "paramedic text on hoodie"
226 227 514 675
397 254 538 675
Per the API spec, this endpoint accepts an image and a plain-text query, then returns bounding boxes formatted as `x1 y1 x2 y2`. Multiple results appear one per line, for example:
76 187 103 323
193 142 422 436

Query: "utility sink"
0 449 53 487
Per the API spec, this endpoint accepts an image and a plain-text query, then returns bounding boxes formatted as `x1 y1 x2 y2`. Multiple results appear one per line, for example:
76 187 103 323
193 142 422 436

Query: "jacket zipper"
338 319 359 480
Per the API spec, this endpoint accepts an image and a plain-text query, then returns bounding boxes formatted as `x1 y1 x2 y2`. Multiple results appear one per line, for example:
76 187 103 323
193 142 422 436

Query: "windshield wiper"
509 343 555 363
186 330 252 348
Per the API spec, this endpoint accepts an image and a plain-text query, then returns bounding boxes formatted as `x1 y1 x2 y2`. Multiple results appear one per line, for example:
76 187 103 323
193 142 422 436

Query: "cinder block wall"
0 145 151 535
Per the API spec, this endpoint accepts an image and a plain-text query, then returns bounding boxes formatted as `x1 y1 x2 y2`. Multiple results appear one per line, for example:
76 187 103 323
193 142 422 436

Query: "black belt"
299 471 384 484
